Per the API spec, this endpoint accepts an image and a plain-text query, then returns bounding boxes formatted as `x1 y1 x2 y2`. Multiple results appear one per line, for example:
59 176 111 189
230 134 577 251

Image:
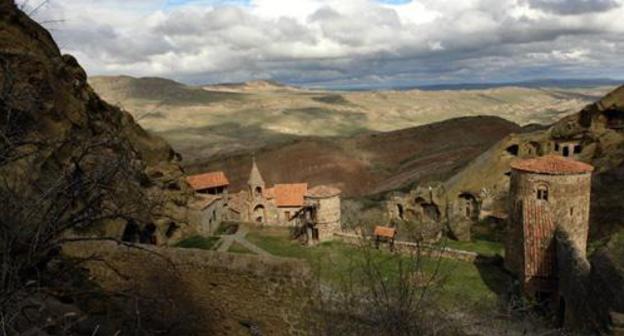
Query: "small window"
570 207 574 216
562 146 570 157
285 211 291 220
554 143 560 151
537 186 549 201
573 145 582 154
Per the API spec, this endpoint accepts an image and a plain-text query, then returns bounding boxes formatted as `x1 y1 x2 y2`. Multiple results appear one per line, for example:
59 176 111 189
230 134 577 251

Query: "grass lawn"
228 241 256 255
175 235 220 250
245 226 508 312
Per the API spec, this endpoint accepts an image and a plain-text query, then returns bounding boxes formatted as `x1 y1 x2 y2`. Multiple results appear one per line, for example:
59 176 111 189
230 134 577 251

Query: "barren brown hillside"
90 76 614 160
187 116 522 197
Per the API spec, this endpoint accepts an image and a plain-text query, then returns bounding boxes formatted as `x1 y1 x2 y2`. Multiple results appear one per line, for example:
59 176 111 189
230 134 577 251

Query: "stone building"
227 158 342 233
186 171 229 195
294 186 342 244
186 171 231 235
190 195 227 235
505 155 593 300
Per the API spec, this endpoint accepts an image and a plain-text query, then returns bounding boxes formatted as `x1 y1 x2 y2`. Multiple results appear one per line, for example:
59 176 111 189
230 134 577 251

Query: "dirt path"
217 225 270 256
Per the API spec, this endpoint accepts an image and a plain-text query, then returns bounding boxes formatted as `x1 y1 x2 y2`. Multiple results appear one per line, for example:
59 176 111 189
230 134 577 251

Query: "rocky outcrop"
0 0 197 244
444 85 624 240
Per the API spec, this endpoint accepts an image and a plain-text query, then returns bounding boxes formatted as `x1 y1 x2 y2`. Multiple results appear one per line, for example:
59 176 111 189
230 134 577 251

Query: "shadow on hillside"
474 256 512 299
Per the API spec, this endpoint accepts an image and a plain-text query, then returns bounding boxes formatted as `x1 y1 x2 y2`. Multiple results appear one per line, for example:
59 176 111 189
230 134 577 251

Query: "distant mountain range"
306 78 624 91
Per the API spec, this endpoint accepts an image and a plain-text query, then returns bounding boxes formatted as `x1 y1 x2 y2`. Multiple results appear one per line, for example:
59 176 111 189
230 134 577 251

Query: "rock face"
444 85 624 241
0 0 197 244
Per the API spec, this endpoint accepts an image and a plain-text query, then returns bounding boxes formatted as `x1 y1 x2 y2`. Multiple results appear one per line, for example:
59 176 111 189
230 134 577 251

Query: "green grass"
245 226 507 312
175 235 220 250
227 241 256 255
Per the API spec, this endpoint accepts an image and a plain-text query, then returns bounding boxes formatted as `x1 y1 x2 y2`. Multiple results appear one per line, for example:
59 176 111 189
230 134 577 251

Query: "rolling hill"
90 76 615 162
185 116 522 197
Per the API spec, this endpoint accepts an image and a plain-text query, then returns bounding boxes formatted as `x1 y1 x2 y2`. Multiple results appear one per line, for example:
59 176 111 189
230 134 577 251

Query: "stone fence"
63 241 319 335
333 232 497 263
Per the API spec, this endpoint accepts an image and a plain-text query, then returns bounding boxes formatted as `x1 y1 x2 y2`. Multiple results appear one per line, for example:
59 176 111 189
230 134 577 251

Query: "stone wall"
333 232 489 263
312 195 341 241
193 198 227 236
556 229 592 330
63 242 319 335
555 229 624 334
506 170 592 279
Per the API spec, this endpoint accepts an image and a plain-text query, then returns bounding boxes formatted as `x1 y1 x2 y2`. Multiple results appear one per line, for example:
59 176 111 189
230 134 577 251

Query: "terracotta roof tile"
306 185 341 198
264 187 275 199
374 226 396 238
186 171 229 190
510 155 594 175
274 183 308 207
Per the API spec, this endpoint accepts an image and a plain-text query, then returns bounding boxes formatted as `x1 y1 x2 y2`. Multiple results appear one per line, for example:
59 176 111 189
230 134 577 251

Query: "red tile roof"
274 183 308 207
306 185 341 198
374 226 396 238
510 155 594 175
186 171 229 190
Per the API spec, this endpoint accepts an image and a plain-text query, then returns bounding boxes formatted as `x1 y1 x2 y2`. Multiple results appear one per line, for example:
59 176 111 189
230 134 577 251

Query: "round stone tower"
305 186 341 242
505 155 593 298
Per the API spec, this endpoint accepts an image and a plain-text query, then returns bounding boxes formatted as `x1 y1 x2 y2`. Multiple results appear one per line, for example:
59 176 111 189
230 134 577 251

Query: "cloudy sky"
24 0 624 87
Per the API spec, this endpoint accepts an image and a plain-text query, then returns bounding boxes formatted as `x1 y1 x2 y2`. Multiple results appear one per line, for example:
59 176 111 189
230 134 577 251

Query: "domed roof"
510 155 594 175
306 185 341 198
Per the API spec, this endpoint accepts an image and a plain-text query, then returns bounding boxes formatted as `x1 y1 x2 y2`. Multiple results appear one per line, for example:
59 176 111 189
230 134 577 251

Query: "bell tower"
248 156 265 200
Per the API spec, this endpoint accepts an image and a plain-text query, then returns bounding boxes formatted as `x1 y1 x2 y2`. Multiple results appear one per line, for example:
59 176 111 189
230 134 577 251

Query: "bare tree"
318 214 460 336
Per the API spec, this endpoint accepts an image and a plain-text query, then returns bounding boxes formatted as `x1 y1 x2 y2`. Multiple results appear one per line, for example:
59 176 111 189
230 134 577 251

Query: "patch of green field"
227 241 256 255
175 235 220 250
245 226 508 312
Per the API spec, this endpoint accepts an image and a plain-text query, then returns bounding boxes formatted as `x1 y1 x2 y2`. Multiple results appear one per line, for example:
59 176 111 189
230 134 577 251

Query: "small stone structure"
505 155 593 299
385 183 471 241
295 186 342 244
190 194 227 235
186 171 231 236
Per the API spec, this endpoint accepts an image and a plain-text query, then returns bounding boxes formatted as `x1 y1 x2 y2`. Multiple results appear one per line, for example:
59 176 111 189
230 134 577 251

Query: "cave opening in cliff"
506 144 519 156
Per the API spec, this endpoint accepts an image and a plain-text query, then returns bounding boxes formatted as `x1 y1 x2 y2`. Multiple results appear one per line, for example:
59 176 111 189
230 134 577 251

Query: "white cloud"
22 0 624 86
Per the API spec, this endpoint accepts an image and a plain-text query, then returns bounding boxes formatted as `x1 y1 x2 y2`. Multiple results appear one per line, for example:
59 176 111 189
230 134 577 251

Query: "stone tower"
505 155 593 298
305 186 342 242
248 156 265 200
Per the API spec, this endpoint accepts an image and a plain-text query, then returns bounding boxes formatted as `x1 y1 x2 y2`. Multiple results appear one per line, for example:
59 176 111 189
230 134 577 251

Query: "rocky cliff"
0 0 197 245
441 85 624 240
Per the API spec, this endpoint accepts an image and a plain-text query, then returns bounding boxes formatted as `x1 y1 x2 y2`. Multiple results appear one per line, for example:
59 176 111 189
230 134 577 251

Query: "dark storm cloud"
525 0 621 15
27 0 624 86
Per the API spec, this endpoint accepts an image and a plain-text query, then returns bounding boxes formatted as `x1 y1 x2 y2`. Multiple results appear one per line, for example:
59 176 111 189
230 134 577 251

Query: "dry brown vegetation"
90 75 614 160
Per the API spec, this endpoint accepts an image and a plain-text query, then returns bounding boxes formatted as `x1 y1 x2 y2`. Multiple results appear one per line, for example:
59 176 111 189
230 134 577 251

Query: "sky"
22 0 624 87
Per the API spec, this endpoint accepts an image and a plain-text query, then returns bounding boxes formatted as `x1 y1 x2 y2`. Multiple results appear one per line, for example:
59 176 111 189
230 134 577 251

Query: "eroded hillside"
90 75 614 160
188 116 522 197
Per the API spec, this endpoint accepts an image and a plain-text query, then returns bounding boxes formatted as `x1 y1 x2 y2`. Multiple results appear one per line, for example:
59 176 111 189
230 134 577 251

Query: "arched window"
254 186 263 197
537 185 549 201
